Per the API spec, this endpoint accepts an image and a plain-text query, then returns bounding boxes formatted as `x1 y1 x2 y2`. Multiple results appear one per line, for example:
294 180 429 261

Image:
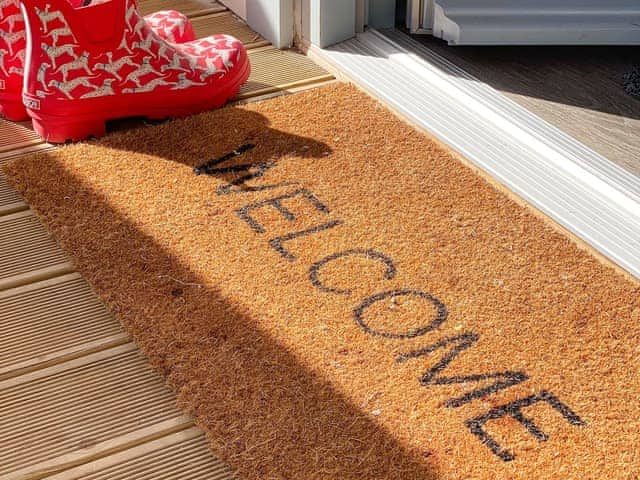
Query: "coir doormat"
4 84 640 479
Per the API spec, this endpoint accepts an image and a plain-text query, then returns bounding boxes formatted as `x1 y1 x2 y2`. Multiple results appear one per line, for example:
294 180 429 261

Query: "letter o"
353 289 448 339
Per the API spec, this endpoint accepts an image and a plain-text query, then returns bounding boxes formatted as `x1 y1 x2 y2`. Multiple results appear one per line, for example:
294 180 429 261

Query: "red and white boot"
20 0 250 142
0 0 196 121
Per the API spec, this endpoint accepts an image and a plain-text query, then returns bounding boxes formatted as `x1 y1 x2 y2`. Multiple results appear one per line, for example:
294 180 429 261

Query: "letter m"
397 333 528 408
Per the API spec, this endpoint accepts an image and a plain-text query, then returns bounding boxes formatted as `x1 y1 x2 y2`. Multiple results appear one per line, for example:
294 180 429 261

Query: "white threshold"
309 29 640 279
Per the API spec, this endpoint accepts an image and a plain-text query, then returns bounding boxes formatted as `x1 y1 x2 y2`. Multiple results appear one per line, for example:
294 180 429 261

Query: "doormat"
4 84 639 479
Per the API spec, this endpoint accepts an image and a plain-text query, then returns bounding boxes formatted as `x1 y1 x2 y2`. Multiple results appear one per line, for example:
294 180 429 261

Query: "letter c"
353 289 448 339
309 249 397 296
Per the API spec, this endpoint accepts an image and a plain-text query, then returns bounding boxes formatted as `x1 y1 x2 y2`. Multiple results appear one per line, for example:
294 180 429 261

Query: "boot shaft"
20 0 177 108
0 0 27 92
2 0 195 94
20 0 126 45
2 0 101 95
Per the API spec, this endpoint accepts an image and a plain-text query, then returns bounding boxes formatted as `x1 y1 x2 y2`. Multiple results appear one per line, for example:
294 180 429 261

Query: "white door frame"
293 0 357 48
407 0 434 33
294 0 396 48
222 0 398 50
220 0 295 48
355 0 367 33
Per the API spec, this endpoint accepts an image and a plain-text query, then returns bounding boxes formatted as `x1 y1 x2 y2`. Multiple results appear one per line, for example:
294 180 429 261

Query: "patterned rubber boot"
0 0 196 121
20 0 250 143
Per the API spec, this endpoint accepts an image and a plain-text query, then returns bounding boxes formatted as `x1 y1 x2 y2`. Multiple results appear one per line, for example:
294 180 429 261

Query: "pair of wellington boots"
0 0 250 142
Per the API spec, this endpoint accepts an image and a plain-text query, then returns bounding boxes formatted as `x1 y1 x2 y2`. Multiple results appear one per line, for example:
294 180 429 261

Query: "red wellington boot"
20 0 250 143
0 0 195 122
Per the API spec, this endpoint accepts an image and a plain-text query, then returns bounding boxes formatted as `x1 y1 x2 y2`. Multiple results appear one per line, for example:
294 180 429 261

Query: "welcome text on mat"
201 145 586 462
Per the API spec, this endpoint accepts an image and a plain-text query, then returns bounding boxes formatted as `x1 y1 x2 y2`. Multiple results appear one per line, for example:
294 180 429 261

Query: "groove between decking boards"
0 273 129 381
137 0 226 17
43 428 237 480
0 120 40 155
0 211 72 291
0 344 192 480
0 173 26 215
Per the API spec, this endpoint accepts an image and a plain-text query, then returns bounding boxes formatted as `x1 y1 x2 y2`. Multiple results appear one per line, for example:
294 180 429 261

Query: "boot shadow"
100 106 331 189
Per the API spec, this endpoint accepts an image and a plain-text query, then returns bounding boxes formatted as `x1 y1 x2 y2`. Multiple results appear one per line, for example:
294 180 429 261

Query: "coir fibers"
4 84 640 480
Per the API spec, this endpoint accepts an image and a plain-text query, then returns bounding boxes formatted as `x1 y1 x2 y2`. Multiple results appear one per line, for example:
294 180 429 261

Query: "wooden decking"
0 2 333 479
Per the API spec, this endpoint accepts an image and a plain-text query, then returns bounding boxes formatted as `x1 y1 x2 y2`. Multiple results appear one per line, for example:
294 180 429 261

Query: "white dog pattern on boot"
0 29 25 56
94 53 137 81
79 78 115 98
41 43 77 69
43 26 77 46
35 4 67 33
48 75 98 99
55 51 91 82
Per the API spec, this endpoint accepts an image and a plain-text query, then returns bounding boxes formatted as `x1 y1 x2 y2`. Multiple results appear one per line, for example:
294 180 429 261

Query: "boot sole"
28 57 250 144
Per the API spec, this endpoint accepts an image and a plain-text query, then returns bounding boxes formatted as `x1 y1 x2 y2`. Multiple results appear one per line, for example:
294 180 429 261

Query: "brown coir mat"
4 84 640 480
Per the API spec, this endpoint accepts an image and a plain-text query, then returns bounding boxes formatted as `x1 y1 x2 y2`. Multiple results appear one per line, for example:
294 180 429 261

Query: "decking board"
0 211 72 291
0 345 191 479
0 274 128 381
43 428 236 480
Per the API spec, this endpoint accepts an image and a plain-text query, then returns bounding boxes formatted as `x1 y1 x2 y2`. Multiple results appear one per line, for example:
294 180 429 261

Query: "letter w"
397 333 528 408
195 144 290 195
